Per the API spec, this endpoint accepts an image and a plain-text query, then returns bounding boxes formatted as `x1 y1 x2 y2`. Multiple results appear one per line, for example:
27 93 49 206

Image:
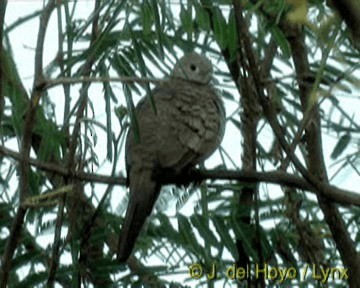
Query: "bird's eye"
190 64 197 71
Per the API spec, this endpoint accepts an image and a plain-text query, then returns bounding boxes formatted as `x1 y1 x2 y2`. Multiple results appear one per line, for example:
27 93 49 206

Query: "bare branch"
43 76 164 90
1 145 359 206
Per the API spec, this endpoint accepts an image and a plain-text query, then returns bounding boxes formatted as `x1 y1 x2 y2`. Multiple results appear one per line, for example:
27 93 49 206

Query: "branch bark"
228 2 360 286
281 21 360 287
330 0 360 48
0 0 6 126
1 145 359 206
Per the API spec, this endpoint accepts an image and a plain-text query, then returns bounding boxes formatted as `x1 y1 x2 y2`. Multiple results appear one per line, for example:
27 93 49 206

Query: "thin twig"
61 0 114 286
46 1 68 285
43 76 164 90
66 1 100 172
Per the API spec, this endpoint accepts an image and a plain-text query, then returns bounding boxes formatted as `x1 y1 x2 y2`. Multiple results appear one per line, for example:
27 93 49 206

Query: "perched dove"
117 52 225 261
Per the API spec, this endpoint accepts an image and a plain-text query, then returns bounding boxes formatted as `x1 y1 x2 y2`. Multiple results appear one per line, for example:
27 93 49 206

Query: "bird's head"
172 52 213 84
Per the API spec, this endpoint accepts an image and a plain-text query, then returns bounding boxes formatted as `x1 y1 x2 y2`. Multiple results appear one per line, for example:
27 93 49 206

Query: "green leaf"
227 10 238 61
231 218 258 261
129 30 155 113
33 120 65 163
99 61 115 161
16 271 49 288
12 250 43 270
221 89 235 101
123 84 139 142
212 215 237 259
110 53 141 95
190 214 219 247
178 214 203 254
230 118 241 130
331 133 351 160
1 47 29 133
115 105 128 123
151 213 179 241
180 3 193 36
270 25 291 58
150 0 165 57
141 0 153 35
195 4 211 31
213 7 228 50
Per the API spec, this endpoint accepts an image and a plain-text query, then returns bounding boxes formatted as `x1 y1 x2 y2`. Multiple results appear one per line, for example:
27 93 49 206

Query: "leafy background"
0 0 359 287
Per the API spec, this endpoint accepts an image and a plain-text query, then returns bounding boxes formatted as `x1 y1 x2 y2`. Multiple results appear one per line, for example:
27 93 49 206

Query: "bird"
117 52 226 262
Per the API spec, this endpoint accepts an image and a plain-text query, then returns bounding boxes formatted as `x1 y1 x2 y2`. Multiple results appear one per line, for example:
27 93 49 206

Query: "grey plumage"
117 52 225 262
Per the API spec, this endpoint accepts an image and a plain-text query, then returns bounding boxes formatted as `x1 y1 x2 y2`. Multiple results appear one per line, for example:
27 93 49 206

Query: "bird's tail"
117 170 160 262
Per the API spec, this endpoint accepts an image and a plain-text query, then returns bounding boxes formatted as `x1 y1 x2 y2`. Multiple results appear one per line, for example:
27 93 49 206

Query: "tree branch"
60 1 114 286
280 20 360 287
0 0 7 127
0 1 57 286
1 145 359 206
330 0 360 48
42 76 164 90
